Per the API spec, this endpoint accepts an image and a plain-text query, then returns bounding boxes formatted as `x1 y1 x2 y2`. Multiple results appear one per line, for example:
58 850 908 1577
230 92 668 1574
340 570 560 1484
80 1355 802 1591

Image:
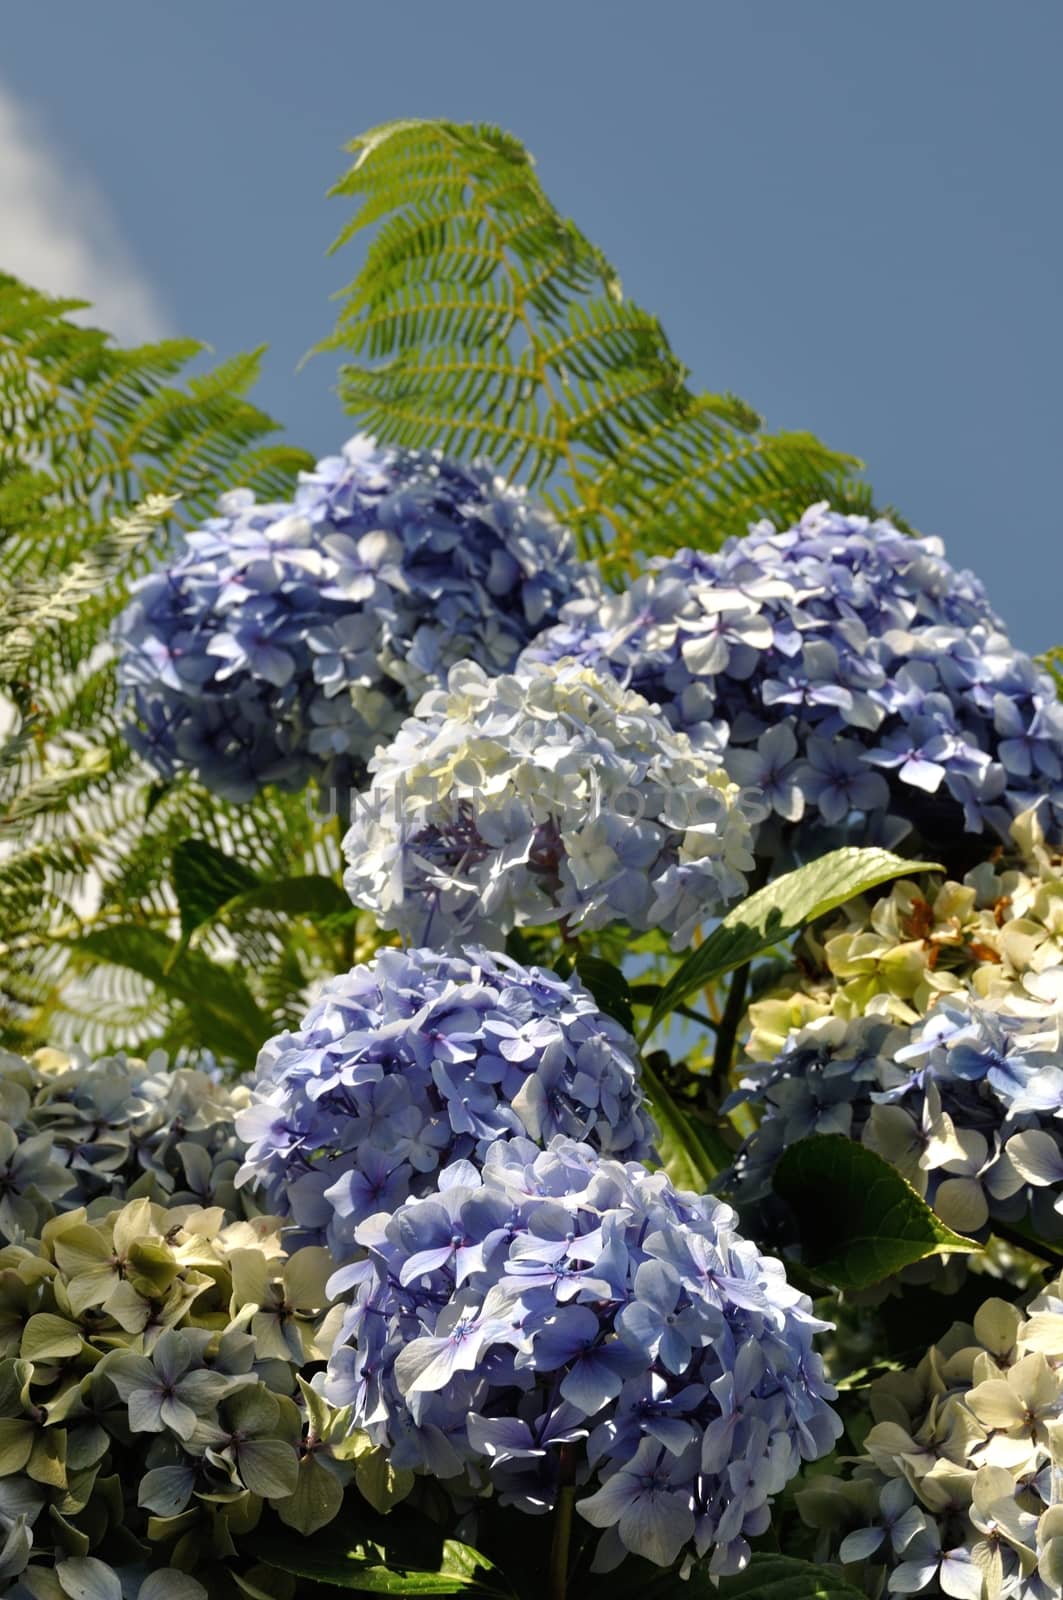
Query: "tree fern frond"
1038 647 1063 694
318 120 874 571
0 492 178 678
0 275 328 1054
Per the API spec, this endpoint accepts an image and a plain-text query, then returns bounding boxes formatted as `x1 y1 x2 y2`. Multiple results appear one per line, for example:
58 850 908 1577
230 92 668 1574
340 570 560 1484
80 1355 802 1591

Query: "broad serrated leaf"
773 1134 981 1290
641 1061 717 1195
603 1552 865 1598
172 838 259 943
254 1525 511 1595
64 925 269 1069
218 874 351 924
645 848 940 1038
571 954 634 1033
715 1553 867 1598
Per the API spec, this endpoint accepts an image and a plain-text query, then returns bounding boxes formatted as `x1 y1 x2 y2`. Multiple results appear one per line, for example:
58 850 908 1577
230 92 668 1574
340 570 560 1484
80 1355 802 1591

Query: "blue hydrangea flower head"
725 986 1063 1245
525 504 1063 852
115 436 593 800
321 1136 841 1577
235 946 656 1255
341 659 764 948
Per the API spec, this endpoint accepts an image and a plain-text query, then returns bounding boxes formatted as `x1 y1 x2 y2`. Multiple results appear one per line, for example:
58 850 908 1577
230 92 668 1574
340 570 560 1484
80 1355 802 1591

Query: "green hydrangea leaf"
645 848 941 1037
715 1554 867 1597
254 1523 514 1594
773 1134 982 1289
230 1567 296 1600
571 955 635 1033
604 1552 865 1597
639 1060 717 1195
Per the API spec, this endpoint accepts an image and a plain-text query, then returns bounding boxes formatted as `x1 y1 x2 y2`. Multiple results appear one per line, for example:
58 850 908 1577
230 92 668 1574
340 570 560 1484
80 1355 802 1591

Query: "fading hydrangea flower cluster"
742 808 1063 1062
116 435 590 801
322 1136 841 1578
0 1045 249 1240
725 986 1063 1245
0 1051 406 1594
0 1191 354 1597
726 811 1063 1245
798 1285 1063 1599
342 660 762 948
525 504 1063 850
235 946 656 1255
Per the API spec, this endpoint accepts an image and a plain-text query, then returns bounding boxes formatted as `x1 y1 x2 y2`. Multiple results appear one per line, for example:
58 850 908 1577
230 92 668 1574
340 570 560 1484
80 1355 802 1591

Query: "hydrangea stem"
991 1219 1063 1272
549 1444 577 1600
334 808 356 969
709 961 750 1099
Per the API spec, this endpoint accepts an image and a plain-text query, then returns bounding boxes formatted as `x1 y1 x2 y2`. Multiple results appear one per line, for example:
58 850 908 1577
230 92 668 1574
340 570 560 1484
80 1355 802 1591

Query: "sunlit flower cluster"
798 1283 1063 1598
322 1136 841 1576
342 659 762 947
235 945 655 1254
116 435 590 800
525 504 1063 849
725 985 1063 1243
726 811 1063 1243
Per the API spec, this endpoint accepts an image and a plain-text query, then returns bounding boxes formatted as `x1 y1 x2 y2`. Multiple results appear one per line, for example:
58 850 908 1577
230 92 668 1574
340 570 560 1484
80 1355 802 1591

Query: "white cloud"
0 81 168 344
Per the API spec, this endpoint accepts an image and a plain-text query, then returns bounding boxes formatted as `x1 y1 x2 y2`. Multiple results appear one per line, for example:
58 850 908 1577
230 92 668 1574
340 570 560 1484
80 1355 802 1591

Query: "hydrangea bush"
342 659 763 947
235 945 656 1253
527 505 1063 854
322 1136 841 1578
11 114 1063 1600
116 436 591 800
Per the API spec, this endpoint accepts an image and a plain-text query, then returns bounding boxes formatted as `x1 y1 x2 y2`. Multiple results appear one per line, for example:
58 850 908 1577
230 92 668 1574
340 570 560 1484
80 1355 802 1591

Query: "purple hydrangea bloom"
524 504 1063 851
115 436 593 801
321 1136 841 1578
724 991 1063 1244
234 947 656 1255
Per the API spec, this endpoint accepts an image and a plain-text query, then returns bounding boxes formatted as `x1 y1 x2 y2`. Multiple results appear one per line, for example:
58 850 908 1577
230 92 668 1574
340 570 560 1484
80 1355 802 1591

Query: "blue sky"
4 2 1060 648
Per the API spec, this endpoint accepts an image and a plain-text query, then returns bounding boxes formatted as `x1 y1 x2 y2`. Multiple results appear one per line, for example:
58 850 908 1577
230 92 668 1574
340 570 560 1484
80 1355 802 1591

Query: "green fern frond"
319 119 873 571
0 275 330 1055
1038 646 1063 694
0 491 178 678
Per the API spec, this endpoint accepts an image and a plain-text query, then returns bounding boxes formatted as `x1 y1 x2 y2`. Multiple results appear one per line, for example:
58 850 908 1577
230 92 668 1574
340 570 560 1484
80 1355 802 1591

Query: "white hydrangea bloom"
342 659 763 947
